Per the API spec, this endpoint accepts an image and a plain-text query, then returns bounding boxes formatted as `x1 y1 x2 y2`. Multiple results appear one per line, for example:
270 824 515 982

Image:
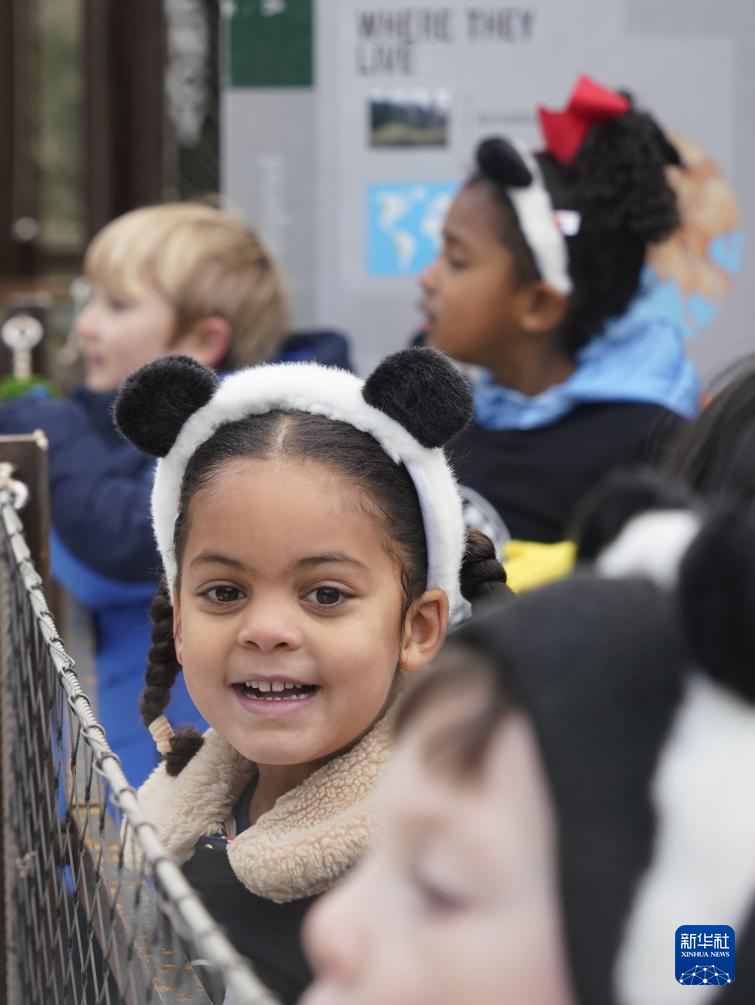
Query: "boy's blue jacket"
0 330 352 784
0 384 199 783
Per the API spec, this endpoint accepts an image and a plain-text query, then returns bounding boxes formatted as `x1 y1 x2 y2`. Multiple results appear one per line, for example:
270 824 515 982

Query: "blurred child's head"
76 202 288 391
419 77 681 378
302 645 574 1005
304 503 755 1005
114 349 508 775
662 356 755 505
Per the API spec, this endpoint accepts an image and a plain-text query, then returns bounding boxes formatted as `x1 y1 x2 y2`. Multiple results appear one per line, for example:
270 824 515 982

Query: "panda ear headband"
477 76 631 296
114 348 474 623
477 137 576 296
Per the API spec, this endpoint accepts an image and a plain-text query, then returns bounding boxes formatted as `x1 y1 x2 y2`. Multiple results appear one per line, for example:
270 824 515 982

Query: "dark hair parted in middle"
144 409 509 774
472 96 682 355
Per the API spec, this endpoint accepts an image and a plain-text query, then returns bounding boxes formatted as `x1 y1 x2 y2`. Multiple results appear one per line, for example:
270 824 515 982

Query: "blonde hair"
84 203 289 368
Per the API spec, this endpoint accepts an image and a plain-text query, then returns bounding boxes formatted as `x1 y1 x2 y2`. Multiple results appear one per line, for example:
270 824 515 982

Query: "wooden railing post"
0 432 50 584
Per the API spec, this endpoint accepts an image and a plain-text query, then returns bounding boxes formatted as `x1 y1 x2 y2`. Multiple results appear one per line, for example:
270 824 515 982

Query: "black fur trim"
572 469 696 562
114 356 219 457
476 137 533 188
678 511 755 703
363 348 473 448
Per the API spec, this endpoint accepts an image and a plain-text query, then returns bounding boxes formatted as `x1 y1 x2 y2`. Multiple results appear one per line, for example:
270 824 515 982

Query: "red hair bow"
538 75 630 166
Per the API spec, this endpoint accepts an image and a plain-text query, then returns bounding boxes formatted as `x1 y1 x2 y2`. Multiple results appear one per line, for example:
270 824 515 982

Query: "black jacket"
183 840 315 1004
450 402 682 542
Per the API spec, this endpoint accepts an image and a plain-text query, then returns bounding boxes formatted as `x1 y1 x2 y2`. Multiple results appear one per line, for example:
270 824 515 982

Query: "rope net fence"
0 470 279 1005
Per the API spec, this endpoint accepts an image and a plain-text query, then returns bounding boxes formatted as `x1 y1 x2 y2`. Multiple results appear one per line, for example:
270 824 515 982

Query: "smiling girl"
114 347 507 1003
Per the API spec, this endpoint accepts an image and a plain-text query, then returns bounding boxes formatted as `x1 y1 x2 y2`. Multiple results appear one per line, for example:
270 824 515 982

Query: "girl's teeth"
241 681 315 700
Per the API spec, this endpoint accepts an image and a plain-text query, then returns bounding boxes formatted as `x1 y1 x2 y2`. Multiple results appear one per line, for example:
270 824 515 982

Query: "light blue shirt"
474 311 700 432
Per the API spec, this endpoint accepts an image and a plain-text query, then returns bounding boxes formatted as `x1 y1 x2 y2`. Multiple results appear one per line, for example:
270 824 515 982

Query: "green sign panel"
227 0 313 88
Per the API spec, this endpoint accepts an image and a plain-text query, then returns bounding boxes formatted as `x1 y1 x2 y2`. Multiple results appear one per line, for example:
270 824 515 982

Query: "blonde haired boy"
0 202 311 784
78 202 289 389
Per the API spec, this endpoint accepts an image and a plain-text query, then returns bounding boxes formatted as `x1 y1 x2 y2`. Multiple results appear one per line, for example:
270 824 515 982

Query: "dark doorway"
0 0 221 371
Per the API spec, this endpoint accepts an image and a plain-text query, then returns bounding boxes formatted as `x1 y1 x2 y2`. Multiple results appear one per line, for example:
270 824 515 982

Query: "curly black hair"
472 92 682 356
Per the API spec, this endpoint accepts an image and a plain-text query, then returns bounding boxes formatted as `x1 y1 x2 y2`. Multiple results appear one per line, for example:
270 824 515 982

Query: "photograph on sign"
369 88 451 148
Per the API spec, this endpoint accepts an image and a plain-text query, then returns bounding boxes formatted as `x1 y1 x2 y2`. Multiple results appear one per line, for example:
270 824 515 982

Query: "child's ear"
172 590 184 665
400 588 449 673
516 281 568 336
175 316 232 369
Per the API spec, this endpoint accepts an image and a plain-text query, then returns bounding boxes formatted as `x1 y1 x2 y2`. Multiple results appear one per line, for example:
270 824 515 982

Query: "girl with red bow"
418 76 700 545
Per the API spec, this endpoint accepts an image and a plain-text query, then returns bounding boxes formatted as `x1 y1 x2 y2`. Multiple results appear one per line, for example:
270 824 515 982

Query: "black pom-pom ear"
363 348 472 448
572 468 696 562
114 355 219 457
678 511 755 703
476 137 533 188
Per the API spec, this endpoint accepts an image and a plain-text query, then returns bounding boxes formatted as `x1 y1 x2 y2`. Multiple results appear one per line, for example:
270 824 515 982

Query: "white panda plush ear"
114 355 219 457
678 511 755 703
362 347 473 448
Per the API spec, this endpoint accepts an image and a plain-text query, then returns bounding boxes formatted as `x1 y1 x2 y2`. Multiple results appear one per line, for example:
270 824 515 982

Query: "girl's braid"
143 580 204 776
460 528 511 602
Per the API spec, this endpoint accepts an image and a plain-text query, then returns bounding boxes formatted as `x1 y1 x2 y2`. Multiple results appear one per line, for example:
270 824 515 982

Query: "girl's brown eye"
205 585 241 604
307 587 345 607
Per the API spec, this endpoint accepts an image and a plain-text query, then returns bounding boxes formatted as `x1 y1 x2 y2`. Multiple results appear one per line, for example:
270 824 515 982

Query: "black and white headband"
476 136 577 295
114 348 473 623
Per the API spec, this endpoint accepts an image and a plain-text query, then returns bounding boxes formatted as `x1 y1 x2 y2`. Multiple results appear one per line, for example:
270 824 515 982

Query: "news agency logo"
676 926 735 986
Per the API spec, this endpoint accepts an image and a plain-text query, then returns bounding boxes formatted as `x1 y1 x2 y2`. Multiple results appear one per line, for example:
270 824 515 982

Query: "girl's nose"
237 600 303 654
419 257 439 294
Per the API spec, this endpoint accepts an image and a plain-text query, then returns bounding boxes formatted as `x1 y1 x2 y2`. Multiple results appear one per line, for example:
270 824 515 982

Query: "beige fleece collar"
135 707 397 903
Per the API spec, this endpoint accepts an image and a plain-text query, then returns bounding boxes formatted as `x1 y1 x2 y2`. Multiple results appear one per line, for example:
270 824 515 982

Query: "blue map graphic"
639 231 744 340
368 182 458 276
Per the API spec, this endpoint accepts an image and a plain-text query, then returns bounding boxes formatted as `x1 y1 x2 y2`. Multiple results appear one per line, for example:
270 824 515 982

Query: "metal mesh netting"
0 480 279 1005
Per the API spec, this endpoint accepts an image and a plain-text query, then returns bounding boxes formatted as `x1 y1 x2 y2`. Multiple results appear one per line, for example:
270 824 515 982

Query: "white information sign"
223 0 754 380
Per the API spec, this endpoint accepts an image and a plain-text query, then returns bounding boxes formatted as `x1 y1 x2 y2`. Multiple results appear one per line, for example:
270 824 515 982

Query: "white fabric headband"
505 144 576 296
115 350 474 624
